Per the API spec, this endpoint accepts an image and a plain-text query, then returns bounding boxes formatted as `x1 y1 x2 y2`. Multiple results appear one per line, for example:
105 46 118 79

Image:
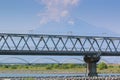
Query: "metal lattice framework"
0 33 120 56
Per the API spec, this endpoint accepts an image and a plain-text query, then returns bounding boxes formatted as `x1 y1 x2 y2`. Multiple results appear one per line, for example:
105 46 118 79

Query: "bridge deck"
0 50 120 56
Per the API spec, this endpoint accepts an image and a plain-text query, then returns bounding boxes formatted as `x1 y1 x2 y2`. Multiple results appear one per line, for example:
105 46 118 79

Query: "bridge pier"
84 55 100 77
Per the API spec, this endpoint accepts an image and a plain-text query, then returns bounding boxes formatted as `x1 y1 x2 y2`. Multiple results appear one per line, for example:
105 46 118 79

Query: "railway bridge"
0 33 120 76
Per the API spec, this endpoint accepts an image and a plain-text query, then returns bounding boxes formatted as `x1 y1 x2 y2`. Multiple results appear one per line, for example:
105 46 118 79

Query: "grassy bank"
0 63 119 73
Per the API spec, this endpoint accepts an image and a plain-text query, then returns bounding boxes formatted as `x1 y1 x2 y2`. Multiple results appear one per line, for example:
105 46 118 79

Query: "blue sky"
0 0 120 64
0 0 120 36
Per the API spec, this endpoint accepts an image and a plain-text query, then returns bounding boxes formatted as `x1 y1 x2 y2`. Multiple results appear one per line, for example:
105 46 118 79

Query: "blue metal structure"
0 33 120 56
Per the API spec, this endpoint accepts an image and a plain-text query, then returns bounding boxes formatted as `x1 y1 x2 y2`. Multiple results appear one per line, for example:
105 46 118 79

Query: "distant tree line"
0 64 86 70
0 63 119 70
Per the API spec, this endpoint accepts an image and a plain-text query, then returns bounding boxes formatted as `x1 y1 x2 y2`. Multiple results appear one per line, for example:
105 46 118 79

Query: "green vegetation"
97 62 108 70
0 63 119 73
0 64 85 70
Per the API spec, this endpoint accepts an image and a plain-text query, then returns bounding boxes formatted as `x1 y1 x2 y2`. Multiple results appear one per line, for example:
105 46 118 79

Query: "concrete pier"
84 55 100 77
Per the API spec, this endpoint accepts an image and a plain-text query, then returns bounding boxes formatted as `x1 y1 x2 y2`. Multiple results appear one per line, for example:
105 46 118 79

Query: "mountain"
34 17 116 36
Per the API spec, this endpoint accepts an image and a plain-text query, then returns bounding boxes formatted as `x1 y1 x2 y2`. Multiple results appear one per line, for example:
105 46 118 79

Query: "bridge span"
0 33 120 77
0 33 120 56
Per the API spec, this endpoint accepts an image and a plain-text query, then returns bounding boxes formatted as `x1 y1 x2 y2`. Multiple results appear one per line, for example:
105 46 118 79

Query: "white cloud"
37 0 79 24
63 0 79 6
68 20 75 25
61 10 69 17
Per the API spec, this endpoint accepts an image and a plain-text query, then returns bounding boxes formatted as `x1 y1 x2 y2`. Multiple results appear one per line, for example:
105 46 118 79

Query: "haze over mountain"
35 17 117 37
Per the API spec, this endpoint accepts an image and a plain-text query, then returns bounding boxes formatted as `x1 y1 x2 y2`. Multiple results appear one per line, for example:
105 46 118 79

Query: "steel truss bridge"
0 33 120 56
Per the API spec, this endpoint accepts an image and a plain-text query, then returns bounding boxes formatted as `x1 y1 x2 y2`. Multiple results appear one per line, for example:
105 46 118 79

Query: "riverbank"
0 63 119 74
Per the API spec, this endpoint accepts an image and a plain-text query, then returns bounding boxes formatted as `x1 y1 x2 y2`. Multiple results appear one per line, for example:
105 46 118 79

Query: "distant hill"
34 18 117 37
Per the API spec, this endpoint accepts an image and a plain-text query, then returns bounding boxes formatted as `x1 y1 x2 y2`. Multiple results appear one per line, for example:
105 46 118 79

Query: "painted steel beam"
0 33 120 56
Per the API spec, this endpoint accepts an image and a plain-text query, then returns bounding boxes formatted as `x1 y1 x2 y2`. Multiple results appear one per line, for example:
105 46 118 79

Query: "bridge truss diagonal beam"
0 33 120 56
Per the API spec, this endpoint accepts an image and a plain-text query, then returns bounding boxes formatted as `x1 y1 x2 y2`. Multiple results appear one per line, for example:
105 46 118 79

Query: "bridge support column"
84 55 100 77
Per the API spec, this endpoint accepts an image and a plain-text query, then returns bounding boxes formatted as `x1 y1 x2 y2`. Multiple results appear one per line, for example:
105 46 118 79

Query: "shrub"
46 66 52 70
98 62 108 70
3 65 9 68
68 64 75 68
61 65 69 69
119 65 120 68
25 66 29 69
109 65 113 68
53 64 59 69
45 64 53 70
10 66 17 69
